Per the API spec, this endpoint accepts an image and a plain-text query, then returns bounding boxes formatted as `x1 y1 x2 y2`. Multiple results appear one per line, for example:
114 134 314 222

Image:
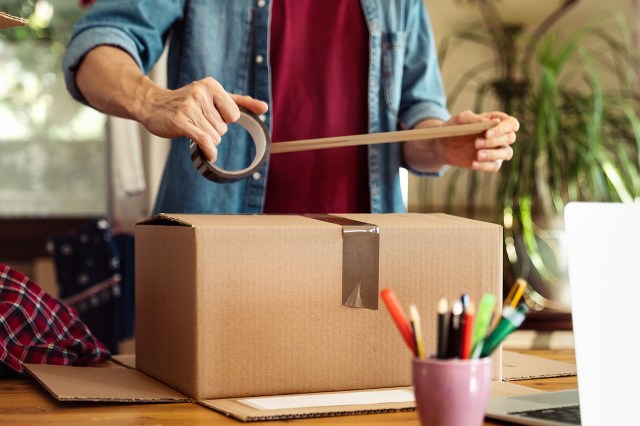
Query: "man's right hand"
76 46 268 163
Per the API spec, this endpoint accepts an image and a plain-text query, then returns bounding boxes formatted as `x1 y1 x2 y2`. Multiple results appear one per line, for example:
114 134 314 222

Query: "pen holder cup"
412 357 492 426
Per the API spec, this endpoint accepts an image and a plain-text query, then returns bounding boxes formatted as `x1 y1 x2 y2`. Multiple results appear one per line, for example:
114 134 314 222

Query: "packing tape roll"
190 107 270 183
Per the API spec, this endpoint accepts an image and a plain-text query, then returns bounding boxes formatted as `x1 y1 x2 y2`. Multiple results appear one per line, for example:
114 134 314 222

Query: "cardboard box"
135 213 504 400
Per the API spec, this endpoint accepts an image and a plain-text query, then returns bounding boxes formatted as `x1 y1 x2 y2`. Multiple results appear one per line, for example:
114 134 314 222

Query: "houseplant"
431 0 640 309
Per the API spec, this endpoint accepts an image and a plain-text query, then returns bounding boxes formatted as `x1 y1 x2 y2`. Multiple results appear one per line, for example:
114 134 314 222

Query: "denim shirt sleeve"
398 0 450 129
397 0 451 177
63 0 185 105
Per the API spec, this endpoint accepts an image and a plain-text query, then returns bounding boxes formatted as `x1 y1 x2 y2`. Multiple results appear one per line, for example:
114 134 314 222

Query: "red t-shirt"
264 0 370 214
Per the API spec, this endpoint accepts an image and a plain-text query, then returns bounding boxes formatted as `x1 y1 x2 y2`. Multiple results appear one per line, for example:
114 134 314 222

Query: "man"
63 0 518 214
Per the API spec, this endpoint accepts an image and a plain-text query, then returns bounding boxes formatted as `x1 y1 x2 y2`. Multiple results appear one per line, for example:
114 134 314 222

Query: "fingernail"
475 139 485 148
486 130 495 138
478 151 488 160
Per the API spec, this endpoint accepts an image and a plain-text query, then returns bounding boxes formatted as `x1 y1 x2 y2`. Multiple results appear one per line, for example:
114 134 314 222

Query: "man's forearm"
402 118 447 173
75 45 158 122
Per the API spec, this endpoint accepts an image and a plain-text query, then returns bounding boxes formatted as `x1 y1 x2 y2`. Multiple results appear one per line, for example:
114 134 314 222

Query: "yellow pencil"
409 304 425 360
508 278 528 308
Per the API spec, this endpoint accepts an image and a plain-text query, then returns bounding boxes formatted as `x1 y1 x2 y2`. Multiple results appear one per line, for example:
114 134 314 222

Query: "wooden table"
0 349 576 425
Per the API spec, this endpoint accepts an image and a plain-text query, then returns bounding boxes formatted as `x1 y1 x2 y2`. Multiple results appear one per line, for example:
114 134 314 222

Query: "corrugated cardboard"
0 12 28 30
135 213 504 399
25 363 189 403
25 358 553 422
502 351 576 381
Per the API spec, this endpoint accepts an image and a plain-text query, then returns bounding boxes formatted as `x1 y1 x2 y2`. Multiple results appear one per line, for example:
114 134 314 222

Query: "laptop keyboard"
510 405 581 425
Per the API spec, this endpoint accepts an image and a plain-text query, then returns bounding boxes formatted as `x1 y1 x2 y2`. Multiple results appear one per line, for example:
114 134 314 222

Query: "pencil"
447 300 463 358
380 288 416 355
409 304 425 359
509 278 528 308
504 278 527 308
436 297 450 359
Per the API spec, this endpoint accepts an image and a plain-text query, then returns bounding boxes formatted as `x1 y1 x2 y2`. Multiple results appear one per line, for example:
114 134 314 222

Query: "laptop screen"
564 202 640 426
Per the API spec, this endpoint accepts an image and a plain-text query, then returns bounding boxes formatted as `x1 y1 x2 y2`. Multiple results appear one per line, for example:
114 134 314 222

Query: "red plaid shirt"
0 263 110 373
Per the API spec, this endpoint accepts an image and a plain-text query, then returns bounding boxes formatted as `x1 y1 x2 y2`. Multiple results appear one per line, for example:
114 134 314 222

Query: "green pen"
471 293 496 359
480 303 530 358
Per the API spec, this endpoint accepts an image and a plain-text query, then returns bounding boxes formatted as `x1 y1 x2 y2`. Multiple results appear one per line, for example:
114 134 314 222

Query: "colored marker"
471 294 496 358
460 300 475 359
480 303 530 357
380 288 416 355
436 297 450 359
409 304 425 360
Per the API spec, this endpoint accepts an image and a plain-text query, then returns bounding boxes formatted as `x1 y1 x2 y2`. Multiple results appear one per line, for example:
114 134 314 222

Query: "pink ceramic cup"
412 357 492 426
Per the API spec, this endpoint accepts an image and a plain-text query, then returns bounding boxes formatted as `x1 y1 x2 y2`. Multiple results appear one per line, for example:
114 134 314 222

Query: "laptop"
485 202 640 426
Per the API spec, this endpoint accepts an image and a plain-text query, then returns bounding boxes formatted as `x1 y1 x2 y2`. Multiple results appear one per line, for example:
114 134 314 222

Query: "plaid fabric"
0 263 110 374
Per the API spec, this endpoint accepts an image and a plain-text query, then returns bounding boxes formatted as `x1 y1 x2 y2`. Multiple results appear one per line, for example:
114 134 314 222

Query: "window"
0 0 107 217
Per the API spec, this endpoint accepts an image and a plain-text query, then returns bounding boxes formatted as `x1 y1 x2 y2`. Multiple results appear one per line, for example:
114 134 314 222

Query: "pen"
460 300 475 359
447 300 463 358
437 297 450 359
460 293 470 311
471 293 496 358
380 288 416 355
480 303 530 357
409 304 425 359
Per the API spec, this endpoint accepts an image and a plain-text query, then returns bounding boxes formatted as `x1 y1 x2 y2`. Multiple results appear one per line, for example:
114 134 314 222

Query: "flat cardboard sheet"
199 382 545 422
200 387 416 422
0 12 28 30
24 364 190 403
501 350 576 381
26 355 560 422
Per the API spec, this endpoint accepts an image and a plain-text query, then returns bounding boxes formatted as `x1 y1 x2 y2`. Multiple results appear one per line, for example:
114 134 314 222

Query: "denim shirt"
63 0 450 214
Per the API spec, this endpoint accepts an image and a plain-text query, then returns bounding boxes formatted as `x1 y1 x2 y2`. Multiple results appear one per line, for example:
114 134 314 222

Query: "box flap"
24 364 190 403
137 213 337 228
112 354 136 369
0 12 28 30
501 351 576 381
137 213 195 227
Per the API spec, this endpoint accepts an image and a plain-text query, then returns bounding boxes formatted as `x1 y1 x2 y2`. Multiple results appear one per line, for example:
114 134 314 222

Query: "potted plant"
426 0 640 311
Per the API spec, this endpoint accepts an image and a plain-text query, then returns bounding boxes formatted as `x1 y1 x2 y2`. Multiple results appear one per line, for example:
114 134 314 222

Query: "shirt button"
256 55 264 64
258 114 266 122
257 0 266 7
252 172 261 181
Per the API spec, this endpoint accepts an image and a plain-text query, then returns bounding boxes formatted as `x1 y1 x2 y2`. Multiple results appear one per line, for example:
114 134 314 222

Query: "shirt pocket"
381 32 407 117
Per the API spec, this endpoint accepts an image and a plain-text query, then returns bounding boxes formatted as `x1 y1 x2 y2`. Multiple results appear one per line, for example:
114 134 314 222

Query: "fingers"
231 94 269 116
472 145 513 171
164 78 267 163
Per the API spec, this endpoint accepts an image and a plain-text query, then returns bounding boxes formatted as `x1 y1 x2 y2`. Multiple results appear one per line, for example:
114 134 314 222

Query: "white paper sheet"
238 389 415 411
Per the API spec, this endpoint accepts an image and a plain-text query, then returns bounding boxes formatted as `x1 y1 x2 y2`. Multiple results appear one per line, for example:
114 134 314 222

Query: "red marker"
380 288 416 355
460 300 475 359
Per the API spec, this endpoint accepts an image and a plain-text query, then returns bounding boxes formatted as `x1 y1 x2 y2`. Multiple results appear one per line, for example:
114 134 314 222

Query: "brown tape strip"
191 111 495 183
305 214 380 310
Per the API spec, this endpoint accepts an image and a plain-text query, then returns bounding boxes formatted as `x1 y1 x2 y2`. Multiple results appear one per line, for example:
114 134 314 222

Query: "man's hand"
136 78 268 162
403 110 519 173
76 45 268 162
